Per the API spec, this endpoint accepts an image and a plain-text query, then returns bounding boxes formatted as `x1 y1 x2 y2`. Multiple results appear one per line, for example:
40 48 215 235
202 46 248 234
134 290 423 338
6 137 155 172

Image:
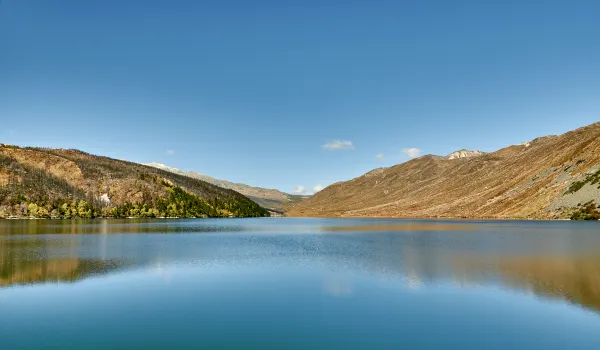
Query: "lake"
1 218 600 349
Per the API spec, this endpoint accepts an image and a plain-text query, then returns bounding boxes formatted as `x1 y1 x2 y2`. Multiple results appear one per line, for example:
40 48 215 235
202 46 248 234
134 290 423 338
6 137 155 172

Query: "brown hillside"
0 146 268 218
288 121 600 219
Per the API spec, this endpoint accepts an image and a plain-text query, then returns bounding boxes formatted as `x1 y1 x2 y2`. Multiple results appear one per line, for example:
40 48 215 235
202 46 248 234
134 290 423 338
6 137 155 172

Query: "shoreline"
0 216 583 221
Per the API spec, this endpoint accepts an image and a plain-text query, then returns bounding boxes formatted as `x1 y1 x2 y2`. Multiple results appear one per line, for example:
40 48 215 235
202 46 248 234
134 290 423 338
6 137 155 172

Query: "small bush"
570 202 600 220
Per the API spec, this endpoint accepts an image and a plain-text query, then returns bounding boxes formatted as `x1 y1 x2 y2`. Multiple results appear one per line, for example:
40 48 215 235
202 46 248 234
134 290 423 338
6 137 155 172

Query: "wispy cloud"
376 153 384 160
165 149 176 156
402 147 421 159
322 140 354 151
293 186 306 194
313 184 325 193
295 184 326 195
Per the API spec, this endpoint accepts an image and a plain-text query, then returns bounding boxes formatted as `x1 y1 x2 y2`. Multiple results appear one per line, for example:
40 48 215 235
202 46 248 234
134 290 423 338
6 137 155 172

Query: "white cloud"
402 147 421 159
376 153 384 160
293 186 306 194
313 184 325 193
322 140 354 151
165 149 176 156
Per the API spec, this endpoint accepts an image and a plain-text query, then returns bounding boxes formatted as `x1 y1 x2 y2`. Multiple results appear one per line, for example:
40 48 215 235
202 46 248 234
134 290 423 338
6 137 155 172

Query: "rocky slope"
288 121 600 219
143 162 305 212
446 149 485 160
0 146 269 219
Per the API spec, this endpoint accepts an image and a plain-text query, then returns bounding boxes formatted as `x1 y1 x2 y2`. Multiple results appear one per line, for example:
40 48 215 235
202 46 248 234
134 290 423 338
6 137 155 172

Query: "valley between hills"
1 121 600 220
142 162 307 214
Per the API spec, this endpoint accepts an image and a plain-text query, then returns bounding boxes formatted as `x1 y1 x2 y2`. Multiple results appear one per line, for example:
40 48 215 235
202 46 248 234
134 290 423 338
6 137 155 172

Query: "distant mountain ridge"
143 162 306 212
288 122 600 219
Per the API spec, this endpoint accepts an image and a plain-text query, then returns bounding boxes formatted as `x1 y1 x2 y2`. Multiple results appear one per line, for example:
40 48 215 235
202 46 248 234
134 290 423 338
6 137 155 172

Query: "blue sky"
1 0 599 194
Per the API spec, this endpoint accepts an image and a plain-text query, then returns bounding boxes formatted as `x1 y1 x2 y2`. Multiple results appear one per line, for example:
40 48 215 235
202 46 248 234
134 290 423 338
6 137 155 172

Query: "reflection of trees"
0 219 249 235
0 258 123 287
0 238 124 287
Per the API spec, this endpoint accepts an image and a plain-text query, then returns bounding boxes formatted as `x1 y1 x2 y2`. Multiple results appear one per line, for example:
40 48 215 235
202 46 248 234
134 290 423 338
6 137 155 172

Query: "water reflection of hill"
452 256 600 313
1 219 599 315
341 229 600 314
0 238 124 287
397 247 600 314
0 219 247 235
0 258 124 287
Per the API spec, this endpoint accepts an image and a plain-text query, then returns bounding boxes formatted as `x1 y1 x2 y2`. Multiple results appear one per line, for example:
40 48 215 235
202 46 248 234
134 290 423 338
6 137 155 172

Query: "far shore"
0 215 583 221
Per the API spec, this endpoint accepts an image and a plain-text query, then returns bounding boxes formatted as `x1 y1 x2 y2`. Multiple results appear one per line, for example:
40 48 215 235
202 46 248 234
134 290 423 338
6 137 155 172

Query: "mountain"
143 162 306 213
446 149 485 160
0 146 269 219
288 121 600 219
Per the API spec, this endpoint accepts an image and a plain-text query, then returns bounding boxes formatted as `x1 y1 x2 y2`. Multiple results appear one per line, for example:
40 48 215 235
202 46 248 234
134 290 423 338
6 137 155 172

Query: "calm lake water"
1 218 600 349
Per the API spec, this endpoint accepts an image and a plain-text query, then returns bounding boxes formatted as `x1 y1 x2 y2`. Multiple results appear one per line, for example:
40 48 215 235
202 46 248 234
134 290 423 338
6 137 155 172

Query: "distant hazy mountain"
288 122 600 220
143 163 306 212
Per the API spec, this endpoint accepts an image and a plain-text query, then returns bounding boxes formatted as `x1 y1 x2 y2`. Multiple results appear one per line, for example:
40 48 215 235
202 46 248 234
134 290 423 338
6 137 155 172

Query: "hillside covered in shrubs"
0 145 269 219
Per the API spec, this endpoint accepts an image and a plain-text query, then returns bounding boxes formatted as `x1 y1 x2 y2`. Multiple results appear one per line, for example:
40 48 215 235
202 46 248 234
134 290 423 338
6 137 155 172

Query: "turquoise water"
1 218 600 349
